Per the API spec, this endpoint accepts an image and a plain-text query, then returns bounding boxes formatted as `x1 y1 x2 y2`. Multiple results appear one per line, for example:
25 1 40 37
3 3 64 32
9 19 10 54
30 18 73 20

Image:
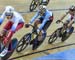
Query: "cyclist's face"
69 9 75 15
6 16 12 19
5 12 13 19
39 9 45 16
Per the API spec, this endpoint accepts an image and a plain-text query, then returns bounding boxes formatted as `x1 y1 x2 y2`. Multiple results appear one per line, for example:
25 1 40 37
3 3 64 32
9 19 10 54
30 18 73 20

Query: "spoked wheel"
16 33 31 52
48 30 58 44
29 0 38 12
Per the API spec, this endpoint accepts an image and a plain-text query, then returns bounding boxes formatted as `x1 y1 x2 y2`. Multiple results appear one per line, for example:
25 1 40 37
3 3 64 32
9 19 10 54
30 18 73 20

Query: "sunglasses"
5 13 13 16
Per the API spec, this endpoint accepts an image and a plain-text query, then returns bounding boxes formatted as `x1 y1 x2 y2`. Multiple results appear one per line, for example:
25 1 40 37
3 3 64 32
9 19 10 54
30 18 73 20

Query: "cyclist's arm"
0 12 6 24
30 12 39 24
11 18 19 31
59 11 69 21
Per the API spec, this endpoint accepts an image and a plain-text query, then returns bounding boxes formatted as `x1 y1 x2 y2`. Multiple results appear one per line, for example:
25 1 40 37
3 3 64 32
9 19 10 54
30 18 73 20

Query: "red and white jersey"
0 11 25 31
1 11 25 23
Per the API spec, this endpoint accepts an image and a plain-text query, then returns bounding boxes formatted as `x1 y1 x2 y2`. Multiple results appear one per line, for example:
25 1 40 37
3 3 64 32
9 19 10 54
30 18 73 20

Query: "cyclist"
25 5 53 47
56 5 75 36
0 6 24 56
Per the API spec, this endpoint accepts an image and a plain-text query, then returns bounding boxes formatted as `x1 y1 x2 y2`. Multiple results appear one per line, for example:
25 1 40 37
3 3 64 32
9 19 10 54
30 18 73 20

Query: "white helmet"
5 6 15 16
38 5 47 15
39 5 46 11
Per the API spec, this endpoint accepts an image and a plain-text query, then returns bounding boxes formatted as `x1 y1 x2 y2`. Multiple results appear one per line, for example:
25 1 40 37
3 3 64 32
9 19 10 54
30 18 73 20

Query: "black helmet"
69 5 75 11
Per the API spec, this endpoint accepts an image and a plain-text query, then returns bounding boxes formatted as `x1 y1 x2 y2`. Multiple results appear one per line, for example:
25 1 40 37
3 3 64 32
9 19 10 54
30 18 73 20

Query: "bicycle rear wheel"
32 33 46 50
61 27 74 42
16 33 31 52
29 0 37 12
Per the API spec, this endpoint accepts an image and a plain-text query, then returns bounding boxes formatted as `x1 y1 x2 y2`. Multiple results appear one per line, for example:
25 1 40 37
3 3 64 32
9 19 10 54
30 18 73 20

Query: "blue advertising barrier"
34 48 75 60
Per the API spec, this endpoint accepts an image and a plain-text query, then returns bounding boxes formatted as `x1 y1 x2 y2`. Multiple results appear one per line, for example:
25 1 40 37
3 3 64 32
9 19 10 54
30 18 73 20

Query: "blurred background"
0 0 75 60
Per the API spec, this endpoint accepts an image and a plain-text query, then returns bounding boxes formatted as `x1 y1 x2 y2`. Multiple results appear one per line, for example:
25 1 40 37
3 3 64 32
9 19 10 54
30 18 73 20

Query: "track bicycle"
16 24 46 52
29 0 50 12
0 30 18 60
48 21 74 44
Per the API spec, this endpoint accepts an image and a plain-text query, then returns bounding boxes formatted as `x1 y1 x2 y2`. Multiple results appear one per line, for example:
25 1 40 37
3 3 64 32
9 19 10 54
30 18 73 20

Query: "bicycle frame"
59 21 68 35
29 25 38 41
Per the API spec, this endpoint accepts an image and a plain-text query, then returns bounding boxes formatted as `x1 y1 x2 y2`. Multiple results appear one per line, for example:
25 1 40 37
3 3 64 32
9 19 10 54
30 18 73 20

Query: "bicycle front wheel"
16 33 31 52
48 30 58 44
29 0 38 12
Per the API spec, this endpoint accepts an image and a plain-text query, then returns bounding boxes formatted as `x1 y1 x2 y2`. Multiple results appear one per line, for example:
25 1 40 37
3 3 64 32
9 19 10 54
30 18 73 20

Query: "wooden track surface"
0 0 75 60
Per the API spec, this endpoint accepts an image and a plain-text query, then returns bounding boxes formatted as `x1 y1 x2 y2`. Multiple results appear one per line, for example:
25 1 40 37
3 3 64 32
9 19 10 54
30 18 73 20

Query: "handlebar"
29 24 35 28
56 21 68 29
60 21 64 24
26 24 42 35
56 20 64 25
26 24 39 34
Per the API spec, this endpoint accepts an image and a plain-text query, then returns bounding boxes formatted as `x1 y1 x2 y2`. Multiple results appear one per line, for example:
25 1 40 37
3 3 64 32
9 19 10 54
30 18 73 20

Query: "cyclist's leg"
42 14 53 32
34 17 43 29
30 19 41 44
0 21 13 57
15 23 24 31
0 21 13 45
33 17 43 43
61 20 69 34
0 21 13 39
61 20 74 41
38 20 53 42
1 22 24 54
65 20 74 36
3 22 24 46
3 21 14 46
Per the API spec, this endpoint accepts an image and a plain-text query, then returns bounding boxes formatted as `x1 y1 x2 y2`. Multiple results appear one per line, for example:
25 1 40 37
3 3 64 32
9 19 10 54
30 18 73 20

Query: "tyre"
61 27 74 42
48 30 58 44
1 38 18 60
69 27 74 34
32 33 46 50
29 0 37 12
16 33 31 52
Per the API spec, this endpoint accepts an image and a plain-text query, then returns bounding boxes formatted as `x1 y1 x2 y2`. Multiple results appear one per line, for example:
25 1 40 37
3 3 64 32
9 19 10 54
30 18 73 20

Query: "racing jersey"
67 14 75 22
0 11 25 31
30 9 53 30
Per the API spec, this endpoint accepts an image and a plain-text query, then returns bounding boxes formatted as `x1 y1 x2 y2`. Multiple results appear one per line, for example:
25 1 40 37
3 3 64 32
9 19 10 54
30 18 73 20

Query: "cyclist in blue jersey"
25 5 53 45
